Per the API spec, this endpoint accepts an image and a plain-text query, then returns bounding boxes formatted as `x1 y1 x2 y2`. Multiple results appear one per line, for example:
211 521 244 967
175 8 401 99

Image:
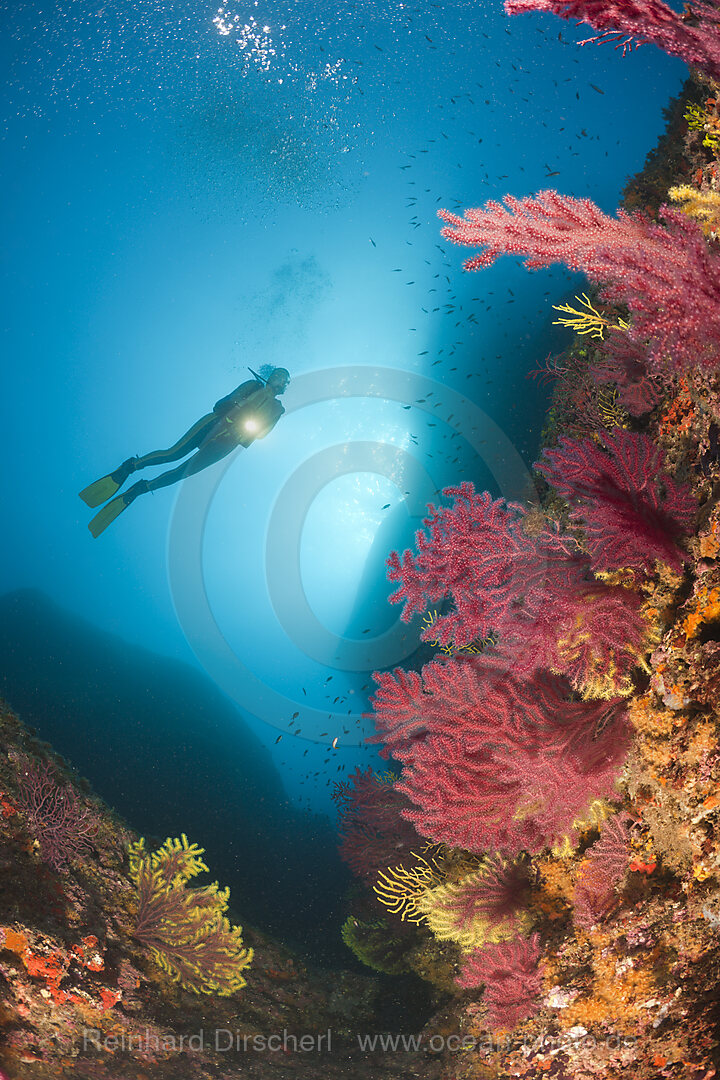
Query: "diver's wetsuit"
134 379 284 492
80 370 289 536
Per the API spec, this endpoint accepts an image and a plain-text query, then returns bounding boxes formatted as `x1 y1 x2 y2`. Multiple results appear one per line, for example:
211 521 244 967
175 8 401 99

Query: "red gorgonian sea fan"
16 757 98 872
457 933 543 1029
573 812 633 929
587 335 662 417
331 767 422 884
537 430 695 575
386 484 651 696
372 657 631 854
437 192 720 372
505 0 720 80
440 857 533 935
369 654 531 756
387 486 566 650
415 856 533 947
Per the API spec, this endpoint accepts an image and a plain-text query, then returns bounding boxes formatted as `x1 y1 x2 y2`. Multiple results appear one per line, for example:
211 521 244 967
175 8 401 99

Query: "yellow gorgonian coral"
129 834 253 995
340 917 409 974
668 185 720 236
551 800 617 859
595 386 628 430
552 293 629 340
421 610 497 656
553 639 644 699
374 854 442 924
683 104 720 152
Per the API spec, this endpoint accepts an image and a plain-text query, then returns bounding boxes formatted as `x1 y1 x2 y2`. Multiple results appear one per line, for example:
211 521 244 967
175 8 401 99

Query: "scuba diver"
79 366 290 537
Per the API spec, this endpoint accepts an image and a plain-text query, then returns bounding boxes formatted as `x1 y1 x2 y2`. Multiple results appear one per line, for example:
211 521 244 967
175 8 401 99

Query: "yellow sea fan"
682 105 720 153
420 610 449 652
129 834 253 996
421 609 497 656
596 386 628 430
551 800 616 858
552 293 629 340
374 854 441 924
130 833 209 886
668 185 720 236
553 624 636 700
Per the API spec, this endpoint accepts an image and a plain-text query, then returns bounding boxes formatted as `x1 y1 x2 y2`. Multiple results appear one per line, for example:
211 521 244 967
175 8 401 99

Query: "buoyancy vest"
223 388 284 439
213 379 263 416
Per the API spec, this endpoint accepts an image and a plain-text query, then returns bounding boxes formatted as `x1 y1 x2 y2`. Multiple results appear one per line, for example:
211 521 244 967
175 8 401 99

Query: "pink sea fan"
587 336 662 417
420 858 532 945
385 484 579 653
573 812 632 928
16 757 98 872
457 933 543 1029
459 857 533 931
369 654 529 756
438 192 720 373
331 767 422 884
386 486 551 649
537 430 695 574
538 576 648 696
376 660 631 854
505 0 720 81
386 484 651 695
370 654 620 757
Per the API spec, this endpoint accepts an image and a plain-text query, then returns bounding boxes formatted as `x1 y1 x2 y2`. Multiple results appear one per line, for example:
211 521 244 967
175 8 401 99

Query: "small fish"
590 83 604 94
275 735 283 744
382 503 391 509
332 737 339 749
369 237 376 247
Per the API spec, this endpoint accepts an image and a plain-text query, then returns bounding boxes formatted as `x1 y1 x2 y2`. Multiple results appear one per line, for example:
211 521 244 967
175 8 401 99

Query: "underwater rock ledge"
0 698 443 1080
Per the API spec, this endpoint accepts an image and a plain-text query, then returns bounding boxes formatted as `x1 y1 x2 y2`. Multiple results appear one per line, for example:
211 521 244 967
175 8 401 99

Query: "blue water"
1 0 686 820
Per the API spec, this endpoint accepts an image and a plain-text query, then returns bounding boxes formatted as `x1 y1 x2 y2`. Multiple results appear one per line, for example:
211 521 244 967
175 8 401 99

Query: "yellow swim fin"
79 458 138 508
88 495 129 537
87 480 148 538
79 474 121 508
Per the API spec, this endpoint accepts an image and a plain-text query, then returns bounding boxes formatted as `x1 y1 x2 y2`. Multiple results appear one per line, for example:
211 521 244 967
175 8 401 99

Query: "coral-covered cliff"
336 31 720 1080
